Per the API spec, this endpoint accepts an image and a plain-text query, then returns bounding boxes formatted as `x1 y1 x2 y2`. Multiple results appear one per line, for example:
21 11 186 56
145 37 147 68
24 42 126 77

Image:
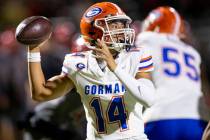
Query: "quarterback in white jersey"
136 6 210 140
62 46 153 140
26 2 156 140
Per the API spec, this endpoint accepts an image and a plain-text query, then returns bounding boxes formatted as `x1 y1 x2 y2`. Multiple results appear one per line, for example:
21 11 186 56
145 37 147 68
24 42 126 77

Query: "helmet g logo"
85 7 102 18
76 63 85 70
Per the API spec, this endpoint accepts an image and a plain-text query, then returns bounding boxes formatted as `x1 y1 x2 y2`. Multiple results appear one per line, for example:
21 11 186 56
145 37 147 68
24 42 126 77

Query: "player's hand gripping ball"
15 16 52 45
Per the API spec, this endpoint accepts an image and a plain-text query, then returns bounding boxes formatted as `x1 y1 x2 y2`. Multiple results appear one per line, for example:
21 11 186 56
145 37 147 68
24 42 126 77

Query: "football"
15 16 52 45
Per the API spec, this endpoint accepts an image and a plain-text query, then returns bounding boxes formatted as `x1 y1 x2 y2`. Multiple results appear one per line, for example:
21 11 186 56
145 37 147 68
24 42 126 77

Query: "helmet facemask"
94 15 135 52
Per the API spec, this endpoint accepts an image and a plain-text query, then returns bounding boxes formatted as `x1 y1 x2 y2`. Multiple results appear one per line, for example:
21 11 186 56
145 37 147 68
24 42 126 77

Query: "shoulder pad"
64 52 89 63
65 52 87 59
127 47 142 53
63 51 89 71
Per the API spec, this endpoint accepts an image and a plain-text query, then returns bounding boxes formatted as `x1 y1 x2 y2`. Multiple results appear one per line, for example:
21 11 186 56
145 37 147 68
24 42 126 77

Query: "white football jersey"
61 48 153 140
136 32 210 123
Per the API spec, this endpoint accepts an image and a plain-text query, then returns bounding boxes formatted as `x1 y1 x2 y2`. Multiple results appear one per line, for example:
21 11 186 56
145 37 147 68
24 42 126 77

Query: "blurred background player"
25 2 156 140
135 6 210 140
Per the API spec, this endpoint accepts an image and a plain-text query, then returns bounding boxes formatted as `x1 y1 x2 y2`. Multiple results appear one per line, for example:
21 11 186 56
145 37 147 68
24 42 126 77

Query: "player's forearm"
28 62 48 101
27 46 74 101
27 46 49 101
29 72 73 102
113 65 156 108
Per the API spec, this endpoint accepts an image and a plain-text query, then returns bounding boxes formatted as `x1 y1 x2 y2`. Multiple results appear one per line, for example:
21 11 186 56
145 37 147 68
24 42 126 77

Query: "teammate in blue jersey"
136 6 210 140
26 2 156 140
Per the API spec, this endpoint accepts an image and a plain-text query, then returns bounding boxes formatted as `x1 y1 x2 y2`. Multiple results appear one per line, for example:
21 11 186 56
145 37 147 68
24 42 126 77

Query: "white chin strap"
109 43 126 52
112 44 124 52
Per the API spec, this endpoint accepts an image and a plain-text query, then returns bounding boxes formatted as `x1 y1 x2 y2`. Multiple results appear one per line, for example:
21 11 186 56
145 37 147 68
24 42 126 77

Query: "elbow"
30 90 49 102
144 96 156 108
138 85 156 108
139 79 156 108
135 92 156 108
31 94 44 102
143 88 156 108
143 87 156 108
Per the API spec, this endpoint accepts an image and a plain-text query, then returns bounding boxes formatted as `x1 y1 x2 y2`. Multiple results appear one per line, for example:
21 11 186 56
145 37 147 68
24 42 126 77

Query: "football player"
27 2 156 140
136 6 210 140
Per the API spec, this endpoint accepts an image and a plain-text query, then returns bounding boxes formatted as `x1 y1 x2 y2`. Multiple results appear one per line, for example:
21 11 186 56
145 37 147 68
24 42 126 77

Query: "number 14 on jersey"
90 96 128 133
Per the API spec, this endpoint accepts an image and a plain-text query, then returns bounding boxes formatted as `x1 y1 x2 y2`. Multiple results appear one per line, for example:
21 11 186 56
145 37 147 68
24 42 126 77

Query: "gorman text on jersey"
85 82 126 95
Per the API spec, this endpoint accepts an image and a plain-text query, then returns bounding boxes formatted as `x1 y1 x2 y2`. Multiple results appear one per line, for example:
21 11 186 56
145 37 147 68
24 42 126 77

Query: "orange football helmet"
80 2 135 51
141 6 185 36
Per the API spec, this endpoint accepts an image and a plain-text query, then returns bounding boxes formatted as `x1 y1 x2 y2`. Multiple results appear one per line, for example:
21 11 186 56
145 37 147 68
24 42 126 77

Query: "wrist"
28 45 40 52
109 62 117 72
27 52 41 62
